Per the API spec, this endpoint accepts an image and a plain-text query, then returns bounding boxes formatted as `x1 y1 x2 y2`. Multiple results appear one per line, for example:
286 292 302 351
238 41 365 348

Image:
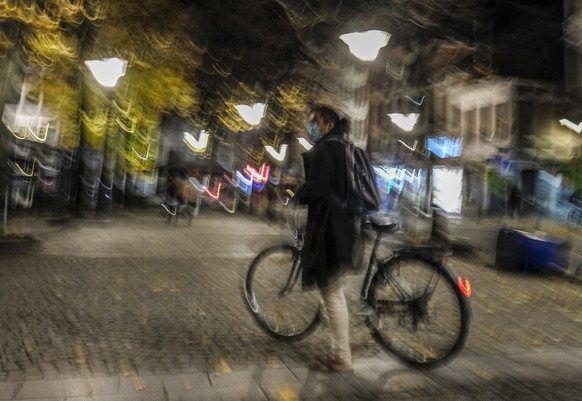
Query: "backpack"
328 138 383 215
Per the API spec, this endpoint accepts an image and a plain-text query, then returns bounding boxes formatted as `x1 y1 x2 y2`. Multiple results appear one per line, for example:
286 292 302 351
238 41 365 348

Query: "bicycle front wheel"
367 255 471 368
244 245 321 341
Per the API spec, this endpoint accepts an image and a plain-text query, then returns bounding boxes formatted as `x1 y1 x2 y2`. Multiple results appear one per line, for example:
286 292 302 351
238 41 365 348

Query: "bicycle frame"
360 227 385 301
278 197 454 312
279 249 302 297
244 209 471 366
359 225 452 303
276 201 305 298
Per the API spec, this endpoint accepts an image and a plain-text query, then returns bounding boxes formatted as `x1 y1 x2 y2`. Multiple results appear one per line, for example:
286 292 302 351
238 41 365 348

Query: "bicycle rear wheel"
244 245 321 341
367 255 471 368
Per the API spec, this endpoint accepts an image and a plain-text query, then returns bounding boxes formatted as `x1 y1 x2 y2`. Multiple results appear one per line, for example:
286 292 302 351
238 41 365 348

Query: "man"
295 105 357 373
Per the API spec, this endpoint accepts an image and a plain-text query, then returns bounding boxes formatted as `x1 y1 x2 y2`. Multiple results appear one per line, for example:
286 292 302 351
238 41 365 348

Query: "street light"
235 103 266 126
339 30 391 61
83 57 127 217
84 57 127 88
387 113 420 131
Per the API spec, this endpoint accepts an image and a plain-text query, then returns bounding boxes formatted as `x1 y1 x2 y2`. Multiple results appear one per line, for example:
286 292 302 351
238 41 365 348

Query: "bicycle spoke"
368 256 470 367
244 245 321 341
420 268 442 304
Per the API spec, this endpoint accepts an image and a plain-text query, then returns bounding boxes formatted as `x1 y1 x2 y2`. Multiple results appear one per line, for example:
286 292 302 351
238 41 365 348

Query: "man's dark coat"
296 131 357 289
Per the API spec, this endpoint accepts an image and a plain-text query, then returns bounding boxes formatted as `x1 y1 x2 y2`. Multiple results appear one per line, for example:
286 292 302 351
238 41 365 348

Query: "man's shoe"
311 357 353 375
327 357 353 374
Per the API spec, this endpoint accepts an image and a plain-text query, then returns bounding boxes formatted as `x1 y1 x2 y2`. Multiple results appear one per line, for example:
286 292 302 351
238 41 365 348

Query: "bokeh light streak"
36 175 54 186
115 116 137 134
131 144 151 161
6 124 49 142
559 118 582 134
26 124 49 142
297 137 313 150
398 139 418 151
204 182 222 200
187 176 207 193
13 159 37 177
235 171 254 196
183 131 210 153
264 144 288 161
244 163 270 185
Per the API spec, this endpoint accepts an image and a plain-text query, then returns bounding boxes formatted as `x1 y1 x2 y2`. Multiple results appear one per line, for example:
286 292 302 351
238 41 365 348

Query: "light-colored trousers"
320 279 351 363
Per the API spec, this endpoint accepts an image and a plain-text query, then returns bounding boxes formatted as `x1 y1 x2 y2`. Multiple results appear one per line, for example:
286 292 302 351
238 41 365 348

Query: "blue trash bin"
495 228 569 273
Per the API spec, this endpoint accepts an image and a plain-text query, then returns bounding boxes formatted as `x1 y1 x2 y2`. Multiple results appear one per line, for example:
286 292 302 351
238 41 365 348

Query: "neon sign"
373 166 422 192
235 170 253 195
244 163 270 189
427 136 462 158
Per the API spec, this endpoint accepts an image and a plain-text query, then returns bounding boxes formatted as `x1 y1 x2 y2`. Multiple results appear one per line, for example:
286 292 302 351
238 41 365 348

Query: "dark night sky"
490 0 564 81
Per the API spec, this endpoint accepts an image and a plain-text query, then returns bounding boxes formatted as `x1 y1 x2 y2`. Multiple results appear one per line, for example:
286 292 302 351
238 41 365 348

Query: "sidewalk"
0 208 581 400
2 208 581 277
0 347 581 400
0 213 75 254
429 213 582 279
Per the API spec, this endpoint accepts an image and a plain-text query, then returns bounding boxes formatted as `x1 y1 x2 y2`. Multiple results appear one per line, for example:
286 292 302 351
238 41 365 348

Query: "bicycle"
243 205 472 369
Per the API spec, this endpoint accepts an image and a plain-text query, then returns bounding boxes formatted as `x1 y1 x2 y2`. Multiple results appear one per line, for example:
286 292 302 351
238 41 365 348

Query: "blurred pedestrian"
295 105 357 374
507 183 519 218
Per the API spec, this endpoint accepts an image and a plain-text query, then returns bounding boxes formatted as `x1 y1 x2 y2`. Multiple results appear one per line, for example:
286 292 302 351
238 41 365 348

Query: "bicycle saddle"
361 212 400 233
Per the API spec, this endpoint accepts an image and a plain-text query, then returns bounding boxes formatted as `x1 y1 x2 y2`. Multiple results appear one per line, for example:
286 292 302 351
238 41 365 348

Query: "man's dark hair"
313 105 341 136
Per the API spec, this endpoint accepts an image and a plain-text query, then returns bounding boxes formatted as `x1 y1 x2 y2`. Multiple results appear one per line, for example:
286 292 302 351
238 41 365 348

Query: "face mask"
307 122 323 142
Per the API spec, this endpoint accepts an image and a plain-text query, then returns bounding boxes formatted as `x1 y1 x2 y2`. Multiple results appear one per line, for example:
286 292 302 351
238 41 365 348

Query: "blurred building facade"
359 0 581 241
0 0 580 230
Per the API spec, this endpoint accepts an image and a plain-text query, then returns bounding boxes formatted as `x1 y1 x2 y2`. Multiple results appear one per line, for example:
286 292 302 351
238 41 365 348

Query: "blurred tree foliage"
0 0 566 176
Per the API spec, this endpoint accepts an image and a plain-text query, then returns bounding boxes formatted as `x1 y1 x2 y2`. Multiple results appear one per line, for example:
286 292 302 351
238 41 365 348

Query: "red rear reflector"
457 276 472 298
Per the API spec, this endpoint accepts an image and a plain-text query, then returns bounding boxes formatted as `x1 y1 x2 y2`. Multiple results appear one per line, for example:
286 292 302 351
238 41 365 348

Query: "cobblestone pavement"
0 209 580 400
